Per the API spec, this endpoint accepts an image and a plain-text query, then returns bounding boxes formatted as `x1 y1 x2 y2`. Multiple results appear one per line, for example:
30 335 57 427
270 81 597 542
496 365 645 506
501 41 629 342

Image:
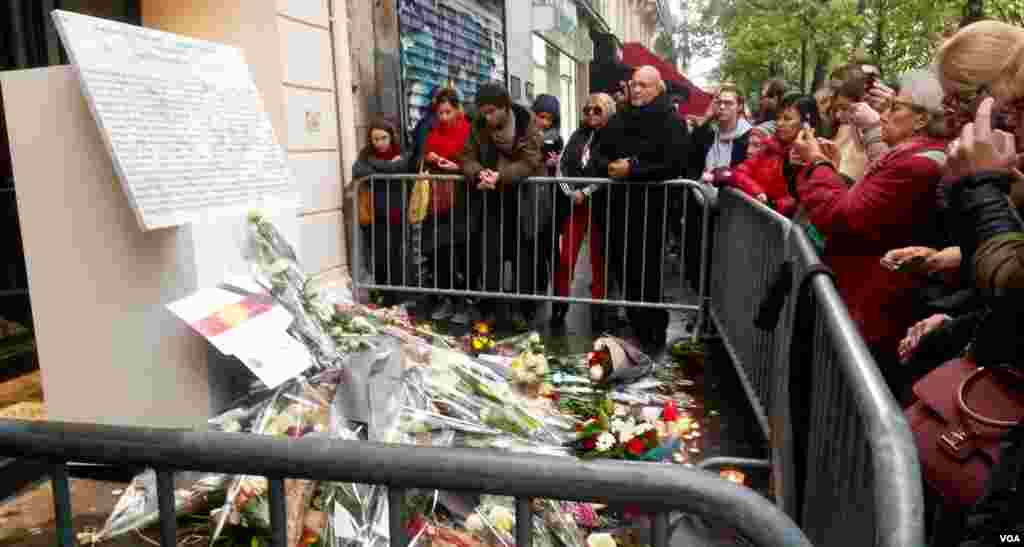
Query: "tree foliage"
685 0 1024 96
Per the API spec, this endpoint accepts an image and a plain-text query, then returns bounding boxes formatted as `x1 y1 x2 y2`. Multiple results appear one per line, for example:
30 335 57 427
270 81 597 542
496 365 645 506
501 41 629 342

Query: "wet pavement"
0 247 767 545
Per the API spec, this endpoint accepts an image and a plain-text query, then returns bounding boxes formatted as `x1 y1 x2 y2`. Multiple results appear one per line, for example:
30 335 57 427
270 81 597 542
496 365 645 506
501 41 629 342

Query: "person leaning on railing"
351 116 413 307
409 86 474 324
588 65 689 352
550 92 616 329
790 69 952 396
462 83 550 328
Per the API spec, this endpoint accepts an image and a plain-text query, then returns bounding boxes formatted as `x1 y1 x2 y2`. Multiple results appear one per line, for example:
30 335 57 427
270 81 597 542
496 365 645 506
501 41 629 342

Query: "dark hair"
762 78 787 99
360 116 401 160
779 93 822 130
476 83 512 109
433 87 461 110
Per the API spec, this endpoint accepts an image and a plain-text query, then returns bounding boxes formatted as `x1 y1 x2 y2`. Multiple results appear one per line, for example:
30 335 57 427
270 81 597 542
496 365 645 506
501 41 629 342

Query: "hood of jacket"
531 94 561 129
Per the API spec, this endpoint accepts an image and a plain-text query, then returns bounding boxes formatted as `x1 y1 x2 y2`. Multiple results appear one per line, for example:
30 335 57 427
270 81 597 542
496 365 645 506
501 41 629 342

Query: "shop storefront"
529 0 595 144
397 0 508 132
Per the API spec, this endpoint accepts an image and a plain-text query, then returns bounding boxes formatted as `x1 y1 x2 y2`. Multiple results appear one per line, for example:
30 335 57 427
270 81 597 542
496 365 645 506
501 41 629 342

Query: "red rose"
582 437 597 450
645 428 659 442
407 514 426 537
626 438 645 456
662 401 679 422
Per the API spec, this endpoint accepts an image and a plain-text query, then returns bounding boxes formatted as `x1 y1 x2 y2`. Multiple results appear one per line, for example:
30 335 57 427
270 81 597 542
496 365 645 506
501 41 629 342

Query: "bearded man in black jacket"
589 65 691 351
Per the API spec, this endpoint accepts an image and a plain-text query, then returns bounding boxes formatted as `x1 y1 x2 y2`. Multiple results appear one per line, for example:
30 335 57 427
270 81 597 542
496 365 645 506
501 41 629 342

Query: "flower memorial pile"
90 213 713 547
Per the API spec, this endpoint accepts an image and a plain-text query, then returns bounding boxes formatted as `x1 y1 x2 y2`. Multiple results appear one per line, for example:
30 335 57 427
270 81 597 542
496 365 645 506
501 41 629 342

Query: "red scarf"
423 114 471 166
373 144 400 161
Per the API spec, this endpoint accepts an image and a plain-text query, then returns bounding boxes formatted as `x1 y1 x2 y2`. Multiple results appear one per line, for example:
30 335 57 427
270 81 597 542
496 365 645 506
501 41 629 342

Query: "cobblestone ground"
0 245 766 546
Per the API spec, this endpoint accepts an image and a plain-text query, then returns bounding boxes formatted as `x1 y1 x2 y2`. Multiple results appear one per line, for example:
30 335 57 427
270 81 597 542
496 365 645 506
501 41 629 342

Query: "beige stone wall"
141 0 355 289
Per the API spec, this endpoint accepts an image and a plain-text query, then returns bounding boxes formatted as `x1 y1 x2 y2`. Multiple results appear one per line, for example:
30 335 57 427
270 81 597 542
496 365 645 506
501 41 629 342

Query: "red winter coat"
727 137 797 216
795 137 947 359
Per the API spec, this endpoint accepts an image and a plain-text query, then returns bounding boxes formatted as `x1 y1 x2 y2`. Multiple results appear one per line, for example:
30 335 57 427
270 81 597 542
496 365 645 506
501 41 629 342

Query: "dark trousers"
469 191 544 315
607 186 669 337
363 221 408 303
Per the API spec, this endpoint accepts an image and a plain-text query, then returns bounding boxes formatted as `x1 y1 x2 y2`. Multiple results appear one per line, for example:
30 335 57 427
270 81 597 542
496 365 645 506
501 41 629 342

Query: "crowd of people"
354 65 688 351
353 20 1024 542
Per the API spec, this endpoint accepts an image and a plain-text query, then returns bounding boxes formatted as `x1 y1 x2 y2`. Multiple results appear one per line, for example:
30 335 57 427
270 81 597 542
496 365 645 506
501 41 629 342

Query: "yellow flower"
474 322 491 335
489 506 514 533
472 338 485 351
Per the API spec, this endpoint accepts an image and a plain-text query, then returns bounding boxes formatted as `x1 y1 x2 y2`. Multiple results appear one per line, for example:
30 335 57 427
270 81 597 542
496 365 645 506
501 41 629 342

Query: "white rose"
589 365 604 381
640 407 661 423
465 513 485 533
588 533 617 547
595 432 616 452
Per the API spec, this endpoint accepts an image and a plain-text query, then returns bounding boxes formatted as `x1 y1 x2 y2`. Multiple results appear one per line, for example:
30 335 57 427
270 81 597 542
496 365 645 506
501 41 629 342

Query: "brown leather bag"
905 358 1024 509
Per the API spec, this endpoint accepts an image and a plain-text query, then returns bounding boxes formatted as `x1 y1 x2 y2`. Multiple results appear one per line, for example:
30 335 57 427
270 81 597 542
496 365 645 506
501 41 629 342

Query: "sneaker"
450 299 472 325
430 298 455 321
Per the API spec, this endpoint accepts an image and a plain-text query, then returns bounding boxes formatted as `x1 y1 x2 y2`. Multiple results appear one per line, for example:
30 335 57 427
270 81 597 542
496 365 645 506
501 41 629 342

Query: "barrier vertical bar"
651 512 669 547
661 182 670 307
156 470 177 546
352 177 362 297
52 463 73 547
389 487 407 547
268 478 287 547
515 497 532 547
640 184 649 303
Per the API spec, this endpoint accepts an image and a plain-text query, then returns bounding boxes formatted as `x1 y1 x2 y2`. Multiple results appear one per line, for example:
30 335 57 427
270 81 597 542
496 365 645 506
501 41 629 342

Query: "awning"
620 42 713 116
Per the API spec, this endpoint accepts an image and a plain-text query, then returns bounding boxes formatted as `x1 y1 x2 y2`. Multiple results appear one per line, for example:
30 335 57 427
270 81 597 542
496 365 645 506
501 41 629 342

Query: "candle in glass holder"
719 468 746 485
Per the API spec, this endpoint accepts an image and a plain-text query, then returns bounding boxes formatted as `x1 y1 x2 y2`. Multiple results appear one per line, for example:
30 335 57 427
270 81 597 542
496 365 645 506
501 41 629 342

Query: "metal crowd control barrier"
0 418 812 547
352 175 712 339
708 188 925 547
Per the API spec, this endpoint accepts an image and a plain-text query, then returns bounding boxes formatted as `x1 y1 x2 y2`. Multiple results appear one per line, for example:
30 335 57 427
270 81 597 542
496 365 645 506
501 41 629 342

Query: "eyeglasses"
583 106 603 116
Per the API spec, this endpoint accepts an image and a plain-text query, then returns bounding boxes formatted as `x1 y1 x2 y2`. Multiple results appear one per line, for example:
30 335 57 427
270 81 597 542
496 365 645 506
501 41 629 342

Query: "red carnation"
582 437 597 450
407 514 427 537
626 437 646 456
662 401 679 422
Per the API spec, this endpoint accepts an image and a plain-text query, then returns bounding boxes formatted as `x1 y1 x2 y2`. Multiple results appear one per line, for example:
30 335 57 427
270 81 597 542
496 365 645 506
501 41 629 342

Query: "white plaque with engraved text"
51 10 296 231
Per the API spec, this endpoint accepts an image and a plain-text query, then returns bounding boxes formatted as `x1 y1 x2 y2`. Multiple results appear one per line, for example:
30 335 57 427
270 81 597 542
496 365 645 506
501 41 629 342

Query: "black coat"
686 121 751 180
555 126 608 229
590 92 691 205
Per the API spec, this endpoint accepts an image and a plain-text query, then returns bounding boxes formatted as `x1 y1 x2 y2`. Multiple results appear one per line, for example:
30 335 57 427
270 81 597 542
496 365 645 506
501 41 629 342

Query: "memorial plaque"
51 10 296 231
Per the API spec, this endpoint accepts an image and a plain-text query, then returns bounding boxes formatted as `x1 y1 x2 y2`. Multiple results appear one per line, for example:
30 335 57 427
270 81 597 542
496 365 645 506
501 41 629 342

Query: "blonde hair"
935 20 1024 102
588 93 616 117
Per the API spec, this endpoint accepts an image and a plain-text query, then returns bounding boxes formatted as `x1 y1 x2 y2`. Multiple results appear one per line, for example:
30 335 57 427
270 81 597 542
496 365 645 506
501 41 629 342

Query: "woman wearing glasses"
550 93 617 329
791 69 952 393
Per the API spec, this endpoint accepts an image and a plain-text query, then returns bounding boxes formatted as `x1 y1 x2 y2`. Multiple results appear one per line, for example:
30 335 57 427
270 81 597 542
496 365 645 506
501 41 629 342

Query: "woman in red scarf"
351 117 411 306
411 87 473 324
791 69 951 395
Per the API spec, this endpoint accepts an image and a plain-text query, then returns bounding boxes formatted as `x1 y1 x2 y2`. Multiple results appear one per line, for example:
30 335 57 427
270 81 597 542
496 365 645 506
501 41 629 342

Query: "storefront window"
530 34 579 143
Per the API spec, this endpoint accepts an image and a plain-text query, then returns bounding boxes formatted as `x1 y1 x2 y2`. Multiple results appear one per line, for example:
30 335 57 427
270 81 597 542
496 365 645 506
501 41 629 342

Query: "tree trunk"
800 39 807 93
962 0 984 27
873 0 885 64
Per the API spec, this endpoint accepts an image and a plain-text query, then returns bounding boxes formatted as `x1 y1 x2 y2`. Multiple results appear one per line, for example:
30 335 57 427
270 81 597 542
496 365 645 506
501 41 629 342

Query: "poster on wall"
398 0 507 133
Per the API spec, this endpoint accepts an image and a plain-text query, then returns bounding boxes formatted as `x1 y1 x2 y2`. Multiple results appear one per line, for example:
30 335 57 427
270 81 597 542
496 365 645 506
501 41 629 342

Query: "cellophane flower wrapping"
97 213 701 547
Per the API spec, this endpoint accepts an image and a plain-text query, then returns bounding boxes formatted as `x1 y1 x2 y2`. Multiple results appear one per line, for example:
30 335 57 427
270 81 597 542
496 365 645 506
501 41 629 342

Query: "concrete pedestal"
2 66 299 427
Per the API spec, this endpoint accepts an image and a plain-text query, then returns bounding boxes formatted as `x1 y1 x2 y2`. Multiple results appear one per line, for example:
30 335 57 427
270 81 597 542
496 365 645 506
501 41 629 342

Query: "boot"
550 302 569 325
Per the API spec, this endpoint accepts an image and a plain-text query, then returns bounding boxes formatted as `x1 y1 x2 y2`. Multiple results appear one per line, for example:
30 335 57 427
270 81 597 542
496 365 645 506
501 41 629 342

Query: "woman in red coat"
791 69 952 392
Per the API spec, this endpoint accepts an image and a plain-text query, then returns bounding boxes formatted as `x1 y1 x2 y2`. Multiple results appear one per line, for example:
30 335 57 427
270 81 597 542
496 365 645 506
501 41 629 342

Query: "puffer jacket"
725 136 796 216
